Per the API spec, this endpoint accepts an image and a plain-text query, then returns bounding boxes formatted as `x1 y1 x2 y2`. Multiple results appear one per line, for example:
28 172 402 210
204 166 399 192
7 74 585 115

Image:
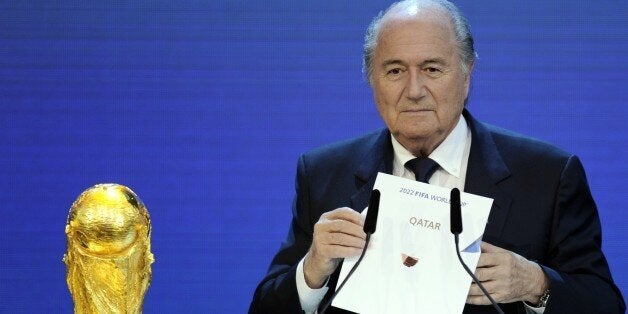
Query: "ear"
465 61 474 85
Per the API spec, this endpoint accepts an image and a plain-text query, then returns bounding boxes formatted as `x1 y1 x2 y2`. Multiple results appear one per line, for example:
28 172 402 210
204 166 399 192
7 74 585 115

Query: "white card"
332 172 493 314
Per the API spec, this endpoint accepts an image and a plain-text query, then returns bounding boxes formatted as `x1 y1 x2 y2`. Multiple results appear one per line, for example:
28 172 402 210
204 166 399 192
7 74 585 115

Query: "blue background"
1 1 626 312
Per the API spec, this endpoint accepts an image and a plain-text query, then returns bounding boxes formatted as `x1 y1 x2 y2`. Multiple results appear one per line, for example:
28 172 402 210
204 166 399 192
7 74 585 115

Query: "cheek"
374 95 395 127
373 83 394 113
376 81 404 107
434 78 466 110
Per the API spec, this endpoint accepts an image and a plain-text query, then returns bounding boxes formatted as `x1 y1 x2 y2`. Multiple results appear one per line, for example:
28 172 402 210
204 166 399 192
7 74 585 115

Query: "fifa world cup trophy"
63 184 154 314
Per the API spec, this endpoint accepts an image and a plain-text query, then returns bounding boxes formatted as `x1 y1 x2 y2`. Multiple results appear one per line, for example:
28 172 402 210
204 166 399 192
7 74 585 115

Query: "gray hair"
363 0 477 81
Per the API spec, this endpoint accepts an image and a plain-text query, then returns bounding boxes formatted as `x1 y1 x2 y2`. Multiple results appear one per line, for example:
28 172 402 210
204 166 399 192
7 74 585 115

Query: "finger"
467 280 504 305
321 244 363 259
476 252 500 268
474 266 497 282
467 280 498 297
466 295 493 305
331 245 364 258
467 284 485 298
324 219 367 239
480 241 506 253
322 232 366 249
322 207 365 226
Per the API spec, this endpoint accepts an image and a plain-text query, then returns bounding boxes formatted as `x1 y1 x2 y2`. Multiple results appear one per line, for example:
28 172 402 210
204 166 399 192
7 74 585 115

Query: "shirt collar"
391 116 469 179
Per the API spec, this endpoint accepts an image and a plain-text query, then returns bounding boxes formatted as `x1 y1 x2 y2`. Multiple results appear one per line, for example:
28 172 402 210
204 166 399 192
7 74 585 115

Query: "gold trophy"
63 184 154 314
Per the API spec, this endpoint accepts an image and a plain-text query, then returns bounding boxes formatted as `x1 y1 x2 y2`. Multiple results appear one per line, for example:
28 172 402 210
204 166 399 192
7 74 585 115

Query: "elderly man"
250 0 625 313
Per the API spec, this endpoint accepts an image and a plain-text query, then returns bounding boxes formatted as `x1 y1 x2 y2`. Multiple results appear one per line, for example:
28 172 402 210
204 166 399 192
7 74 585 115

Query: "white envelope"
332 172 493 314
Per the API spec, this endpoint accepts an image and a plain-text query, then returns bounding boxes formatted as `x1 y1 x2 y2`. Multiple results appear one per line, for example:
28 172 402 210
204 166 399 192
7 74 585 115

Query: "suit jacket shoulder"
297 128 392 218
301 128 389 176
486 122 571 166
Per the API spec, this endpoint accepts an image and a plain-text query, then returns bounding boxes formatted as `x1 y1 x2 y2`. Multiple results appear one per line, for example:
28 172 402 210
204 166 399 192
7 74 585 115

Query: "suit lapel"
463 110 512 242
350 129 393 213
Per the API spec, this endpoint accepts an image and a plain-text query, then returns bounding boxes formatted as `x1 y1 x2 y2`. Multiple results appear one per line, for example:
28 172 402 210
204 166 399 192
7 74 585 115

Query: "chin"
397 128 436 141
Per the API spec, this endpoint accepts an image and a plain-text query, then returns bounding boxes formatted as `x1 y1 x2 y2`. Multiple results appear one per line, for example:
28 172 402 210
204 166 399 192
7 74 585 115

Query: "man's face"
370 10 471 155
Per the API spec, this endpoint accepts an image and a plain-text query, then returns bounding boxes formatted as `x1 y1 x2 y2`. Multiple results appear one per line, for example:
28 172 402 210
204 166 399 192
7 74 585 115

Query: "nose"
406 69 426 101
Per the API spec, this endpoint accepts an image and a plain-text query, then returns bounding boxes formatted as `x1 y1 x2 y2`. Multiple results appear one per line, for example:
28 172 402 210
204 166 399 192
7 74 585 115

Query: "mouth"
400 108 434 114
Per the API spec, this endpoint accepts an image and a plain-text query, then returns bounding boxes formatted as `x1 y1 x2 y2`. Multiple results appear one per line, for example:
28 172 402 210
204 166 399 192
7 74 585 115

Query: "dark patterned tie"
405 158 439 183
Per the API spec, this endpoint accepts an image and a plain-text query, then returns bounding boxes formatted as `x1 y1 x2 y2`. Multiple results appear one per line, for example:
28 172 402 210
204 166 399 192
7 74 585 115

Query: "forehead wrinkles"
375 14 457 64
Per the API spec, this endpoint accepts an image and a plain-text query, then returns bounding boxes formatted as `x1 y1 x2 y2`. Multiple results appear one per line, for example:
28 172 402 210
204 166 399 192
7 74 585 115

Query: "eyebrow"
381 59 406 68
420 58 448 66
380 58 449 68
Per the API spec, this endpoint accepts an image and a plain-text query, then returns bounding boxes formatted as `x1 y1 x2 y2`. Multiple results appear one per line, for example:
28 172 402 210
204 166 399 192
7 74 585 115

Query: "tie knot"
405 158 439 183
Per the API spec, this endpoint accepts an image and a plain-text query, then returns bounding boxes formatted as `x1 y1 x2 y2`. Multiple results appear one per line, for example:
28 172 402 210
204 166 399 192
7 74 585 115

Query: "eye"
387 68 402 75
423 66 444 78
384 67 406 80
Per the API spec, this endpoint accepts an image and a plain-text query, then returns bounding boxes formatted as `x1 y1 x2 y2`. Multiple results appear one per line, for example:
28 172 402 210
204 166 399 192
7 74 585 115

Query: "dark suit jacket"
250 110 625 314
